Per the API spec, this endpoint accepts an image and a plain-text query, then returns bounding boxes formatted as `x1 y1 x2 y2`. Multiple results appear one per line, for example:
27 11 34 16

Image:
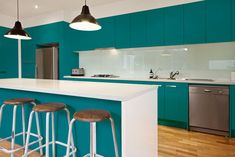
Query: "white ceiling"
0 0 202 28
0 0 119 18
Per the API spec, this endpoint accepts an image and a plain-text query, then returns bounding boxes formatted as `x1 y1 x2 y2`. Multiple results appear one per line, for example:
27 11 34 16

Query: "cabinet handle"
204 89 212 93
166 85 177 88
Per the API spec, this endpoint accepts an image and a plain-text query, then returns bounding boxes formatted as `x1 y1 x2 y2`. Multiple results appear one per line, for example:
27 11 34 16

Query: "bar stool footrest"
26 140 77 156
0 132 43 154
84 154 104 157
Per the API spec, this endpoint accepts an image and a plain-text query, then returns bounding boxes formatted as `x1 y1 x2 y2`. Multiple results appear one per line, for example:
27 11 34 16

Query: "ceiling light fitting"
70 0 101 31
4 0 31 40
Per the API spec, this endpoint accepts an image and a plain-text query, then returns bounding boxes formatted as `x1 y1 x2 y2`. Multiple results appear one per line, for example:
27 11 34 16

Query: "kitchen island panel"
0 79 157 157
0 88 122 157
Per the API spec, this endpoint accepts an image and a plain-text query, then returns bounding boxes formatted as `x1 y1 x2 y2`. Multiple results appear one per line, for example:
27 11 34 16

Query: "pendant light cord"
17 0 19 21
85 0 87 5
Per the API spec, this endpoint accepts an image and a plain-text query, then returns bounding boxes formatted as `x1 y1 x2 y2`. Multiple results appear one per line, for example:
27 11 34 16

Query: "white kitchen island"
0 78 158 157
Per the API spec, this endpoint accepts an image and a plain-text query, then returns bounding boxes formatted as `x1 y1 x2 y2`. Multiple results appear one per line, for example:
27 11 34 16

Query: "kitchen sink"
183 78 214 82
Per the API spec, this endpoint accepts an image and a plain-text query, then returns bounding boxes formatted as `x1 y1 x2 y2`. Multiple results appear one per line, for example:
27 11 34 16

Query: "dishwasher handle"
204 89 212 93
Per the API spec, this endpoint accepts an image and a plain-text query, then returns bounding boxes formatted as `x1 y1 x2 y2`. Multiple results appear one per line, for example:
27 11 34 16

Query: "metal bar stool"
65 110 119 157
0 98 43 157
23 103 76 157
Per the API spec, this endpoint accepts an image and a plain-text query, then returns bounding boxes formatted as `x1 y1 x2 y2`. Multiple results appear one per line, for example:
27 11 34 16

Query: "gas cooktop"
91 74 119 78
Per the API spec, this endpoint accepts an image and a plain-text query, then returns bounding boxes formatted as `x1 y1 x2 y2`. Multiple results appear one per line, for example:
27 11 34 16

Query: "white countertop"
0 79 157 101
64 75 235 85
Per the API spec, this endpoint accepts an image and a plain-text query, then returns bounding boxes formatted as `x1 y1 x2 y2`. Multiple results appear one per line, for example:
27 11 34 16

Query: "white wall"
0 13 15 28
79 42 235 81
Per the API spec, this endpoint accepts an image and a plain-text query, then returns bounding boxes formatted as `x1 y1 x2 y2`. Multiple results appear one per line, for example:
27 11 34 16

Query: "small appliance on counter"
71 68 85 76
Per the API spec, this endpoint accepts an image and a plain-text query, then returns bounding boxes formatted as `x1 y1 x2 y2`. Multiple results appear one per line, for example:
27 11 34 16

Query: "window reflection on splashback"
79 42 235 81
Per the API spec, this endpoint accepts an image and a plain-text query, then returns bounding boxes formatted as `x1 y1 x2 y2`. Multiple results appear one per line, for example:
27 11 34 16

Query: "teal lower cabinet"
230 86 235 137
158 83 189 129
157 83 165 120
65 78 189 129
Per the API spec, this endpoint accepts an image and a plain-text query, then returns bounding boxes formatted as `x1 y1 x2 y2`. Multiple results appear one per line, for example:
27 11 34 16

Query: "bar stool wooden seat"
23 103 76 157
65 109 119 157
33 103 65 112
74 110 111 122
3 98 35 105
0 98 43 157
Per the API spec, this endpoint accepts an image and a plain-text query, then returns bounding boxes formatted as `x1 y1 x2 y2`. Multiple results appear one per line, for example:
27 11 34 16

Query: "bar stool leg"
65 118 76 157
52 112 56 157
31 102 43 155
11 105 18 157
46 112 51 157
22 105 26 145
90 122 96 157
110 117 119 157
0 104 6 127
35 112 43 155
64 108 76 157
24 111 35 157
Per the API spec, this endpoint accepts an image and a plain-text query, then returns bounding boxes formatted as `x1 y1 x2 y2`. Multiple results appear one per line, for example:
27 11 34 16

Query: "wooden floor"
1 125 235 157
159 125 235 157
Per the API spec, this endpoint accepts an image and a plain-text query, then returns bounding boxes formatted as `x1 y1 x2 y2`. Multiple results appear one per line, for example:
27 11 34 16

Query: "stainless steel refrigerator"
35 46 58 80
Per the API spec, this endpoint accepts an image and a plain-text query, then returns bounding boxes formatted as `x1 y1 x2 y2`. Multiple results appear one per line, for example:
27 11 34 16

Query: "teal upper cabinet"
94 17 115 49
232 0 235 41
146 9 165 46
206 0 232 42
164 5 184 45
130 12 147 47
184 2 206 44
77 31 96 51
115 14 131 48
164 83 188 123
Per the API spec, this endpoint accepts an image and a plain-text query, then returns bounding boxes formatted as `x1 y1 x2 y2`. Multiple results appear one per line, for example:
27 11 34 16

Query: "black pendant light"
4 0 31 40
70 0 101 31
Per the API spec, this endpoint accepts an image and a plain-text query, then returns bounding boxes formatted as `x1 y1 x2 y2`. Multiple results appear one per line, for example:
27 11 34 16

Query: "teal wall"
16 0 235 79
0 27 18 78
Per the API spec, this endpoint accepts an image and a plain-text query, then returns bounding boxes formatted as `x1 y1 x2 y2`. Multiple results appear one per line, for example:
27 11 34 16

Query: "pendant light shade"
70 1 101 31
4 21 31 40
4 0 31 40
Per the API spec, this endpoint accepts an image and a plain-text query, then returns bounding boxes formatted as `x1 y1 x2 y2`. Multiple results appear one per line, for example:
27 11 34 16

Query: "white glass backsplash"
79 42 235 81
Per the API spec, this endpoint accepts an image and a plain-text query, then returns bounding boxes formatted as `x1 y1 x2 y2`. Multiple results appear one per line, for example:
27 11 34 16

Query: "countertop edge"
64 76 235 85
0 79 158 102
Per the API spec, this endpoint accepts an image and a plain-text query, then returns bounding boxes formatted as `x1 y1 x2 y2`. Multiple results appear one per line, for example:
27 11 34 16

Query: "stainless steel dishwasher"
189 85 229 136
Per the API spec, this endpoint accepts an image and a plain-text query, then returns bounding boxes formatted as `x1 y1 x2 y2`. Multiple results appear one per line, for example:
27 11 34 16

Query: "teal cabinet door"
94 17 115 49
230 86 235 137
164 83 188 123
77 31 95 51
164 5 184 45
115 15 131 48
232 0 235 41
206 0 232 42
130 12 147 47
157 83 165 120
146 8 165 46
184 2 206 44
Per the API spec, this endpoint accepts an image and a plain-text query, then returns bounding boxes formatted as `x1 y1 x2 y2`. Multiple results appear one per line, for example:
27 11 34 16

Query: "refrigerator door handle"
35 64 38 78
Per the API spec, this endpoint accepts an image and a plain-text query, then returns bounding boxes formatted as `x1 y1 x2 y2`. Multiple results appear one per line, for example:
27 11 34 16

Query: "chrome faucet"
170 71 179 80
153 68 162 79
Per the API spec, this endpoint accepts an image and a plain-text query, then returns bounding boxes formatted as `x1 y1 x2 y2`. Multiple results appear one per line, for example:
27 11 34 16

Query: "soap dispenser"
149 69 154 79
